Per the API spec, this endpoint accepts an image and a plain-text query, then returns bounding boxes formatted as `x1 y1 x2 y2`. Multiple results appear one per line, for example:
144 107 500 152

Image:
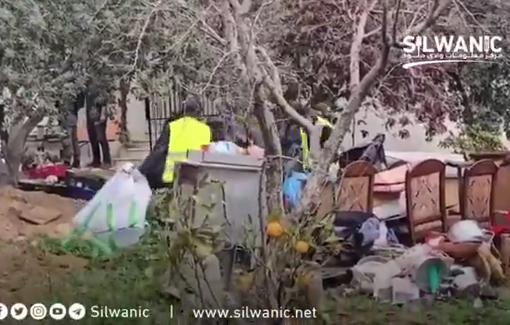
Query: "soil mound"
0 241 88 304
0 186 78 240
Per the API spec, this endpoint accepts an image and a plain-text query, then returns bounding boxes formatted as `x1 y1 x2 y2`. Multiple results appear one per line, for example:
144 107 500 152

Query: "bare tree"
167 0 453 216
294 0 453 217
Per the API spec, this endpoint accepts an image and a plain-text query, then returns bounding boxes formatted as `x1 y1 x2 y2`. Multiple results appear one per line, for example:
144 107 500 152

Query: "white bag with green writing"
72 163 152 252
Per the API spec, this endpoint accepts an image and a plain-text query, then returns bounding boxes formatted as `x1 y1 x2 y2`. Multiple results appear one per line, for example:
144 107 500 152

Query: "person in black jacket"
59 97 82 168
84 91 112 168
138 100 200 189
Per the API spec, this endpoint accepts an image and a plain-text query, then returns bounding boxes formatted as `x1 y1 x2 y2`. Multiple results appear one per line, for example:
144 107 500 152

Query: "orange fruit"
295 240 310 254
266 221 284 237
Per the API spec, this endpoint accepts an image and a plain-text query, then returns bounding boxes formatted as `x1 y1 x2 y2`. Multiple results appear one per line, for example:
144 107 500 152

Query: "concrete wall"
342 107 510 152
341 107 455 152
35 95 507 153
125 94 149 142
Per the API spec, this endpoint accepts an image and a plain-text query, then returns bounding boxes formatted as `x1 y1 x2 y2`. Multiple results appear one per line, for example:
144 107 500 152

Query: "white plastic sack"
208 141 239 155
73 163 152 248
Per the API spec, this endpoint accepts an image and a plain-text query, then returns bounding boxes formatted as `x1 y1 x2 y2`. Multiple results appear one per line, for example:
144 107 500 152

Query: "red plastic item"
491 210 510 235
26 164 68 180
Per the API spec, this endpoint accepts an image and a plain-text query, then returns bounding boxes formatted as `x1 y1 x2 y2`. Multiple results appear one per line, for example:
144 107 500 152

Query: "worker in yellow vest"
300 115 333 169
139 100 212 189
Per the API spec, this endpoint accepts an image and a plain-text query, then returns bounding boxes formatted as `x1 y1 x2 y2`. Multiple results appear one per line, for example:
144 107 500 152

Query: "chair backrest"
495 158 510 212
461 159 498 227
336 161 377 212
405 159 447 244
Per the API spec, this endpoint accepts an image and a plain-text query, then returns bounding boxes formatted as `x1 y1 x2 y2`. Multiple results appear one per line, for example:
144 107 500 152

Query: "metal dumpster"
173 151 267 246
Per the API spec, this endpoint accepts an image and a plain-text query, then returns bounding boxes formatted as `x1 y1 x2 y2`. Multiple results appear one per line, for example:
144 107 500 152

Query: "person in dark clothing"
59 98 82 168
84 92 112 168
138 99 207 189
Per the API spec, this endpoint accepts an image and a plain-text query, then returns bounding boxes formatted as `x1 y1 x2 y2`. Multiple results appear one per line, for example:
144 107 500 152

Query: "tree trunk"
253 88 284 215
292 94 362 218
293 52 390 218
118 78 130 144
1 114 44 186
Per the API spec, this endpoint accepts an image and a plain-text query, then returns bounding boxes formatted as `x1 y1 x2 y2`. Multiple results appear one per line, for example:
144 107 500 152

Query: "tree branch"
126 0 163 78
350 0 379 91
405 0 451 35
256 47 315 134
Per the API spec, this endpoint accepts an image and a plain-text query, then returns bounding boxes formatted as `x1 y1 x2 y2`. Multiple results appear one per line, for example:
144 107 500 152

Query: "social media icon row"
0 303 86 320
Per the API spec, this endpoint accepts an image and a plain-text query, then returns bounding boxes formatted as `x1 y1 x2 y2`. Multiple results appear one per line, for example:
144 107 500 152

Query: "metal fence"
145 86 220 149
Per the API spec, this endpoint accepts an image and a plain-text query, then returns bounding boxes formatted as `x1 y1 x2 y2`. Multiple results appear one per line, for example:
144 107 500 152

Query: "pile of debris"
326 215 507 305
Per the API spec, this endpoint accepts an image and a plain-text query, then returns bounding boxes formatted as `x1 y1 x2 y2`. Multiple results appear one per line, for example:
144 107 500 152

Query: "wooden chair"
460 159 498 228
315 180 335 219
335 160 377 212
495 158 510 212
444 159 472 224
405 159 447 244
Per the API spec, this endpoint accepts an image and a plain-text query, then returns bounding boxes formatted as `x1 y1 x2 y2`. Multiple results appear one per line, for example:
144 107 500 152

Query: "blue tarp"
283 171 308 209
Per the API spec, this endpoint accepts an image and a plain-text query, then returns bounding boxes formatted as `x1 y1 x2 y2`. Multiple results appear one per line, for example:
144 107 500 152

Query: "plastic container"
412 255 448 292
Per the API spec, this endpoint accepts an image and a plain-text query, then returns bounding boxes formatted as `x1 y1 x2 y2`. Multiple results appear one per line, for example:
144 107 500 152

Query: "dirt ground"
0 186 78 240
0 240 88 304
0 186 89 303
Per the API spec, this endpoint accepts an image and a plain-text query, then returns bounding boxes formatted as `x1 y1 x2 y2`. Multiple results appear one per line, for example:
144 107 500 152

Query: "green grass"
325 294 510 325
38 232 174 325
36 231 510 325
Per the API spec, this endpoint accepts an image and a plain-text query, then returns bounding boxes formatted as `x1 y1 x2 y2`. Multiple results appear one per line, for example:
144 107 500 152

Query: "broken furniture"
336 134 387 170
458 159 498 228
499 233 510 276
467 152 510 226
373 152 464 213
315 180 335 219
495 157 510 213
335 161 377 213
404 159 447 245
317 135 385 218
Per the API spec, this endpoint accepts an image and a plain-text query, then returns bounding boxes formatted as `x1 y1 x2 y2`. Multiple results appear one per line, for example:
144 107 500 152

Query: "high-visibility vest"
300 116 333 168
162 117 211 183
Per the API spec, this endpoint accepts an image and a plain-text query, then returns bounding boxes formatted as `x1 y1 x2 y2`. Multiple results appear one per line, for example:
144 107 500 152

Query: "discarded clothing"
332 211 378 265
283 171 308 209
359 217 400 246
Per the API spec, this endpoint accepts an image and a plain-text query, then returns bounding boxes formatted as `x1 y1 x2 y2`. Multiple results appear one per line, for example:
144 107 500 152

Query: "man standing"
85 90 112 168
60 97 82 168
138 99 211 189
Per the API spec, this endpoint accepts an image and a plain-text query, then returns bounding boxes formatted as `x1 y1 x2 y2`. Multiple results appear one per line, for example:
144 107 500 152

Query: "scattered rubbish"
447 220 484 243
391 277 420 304
72 163 151 252
206 141 240 155
352 256 390 293
359 217 399 247
372 260 402 301
412 253 449 293
283 172 308 209
473 297 484 308
451 266 479 293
